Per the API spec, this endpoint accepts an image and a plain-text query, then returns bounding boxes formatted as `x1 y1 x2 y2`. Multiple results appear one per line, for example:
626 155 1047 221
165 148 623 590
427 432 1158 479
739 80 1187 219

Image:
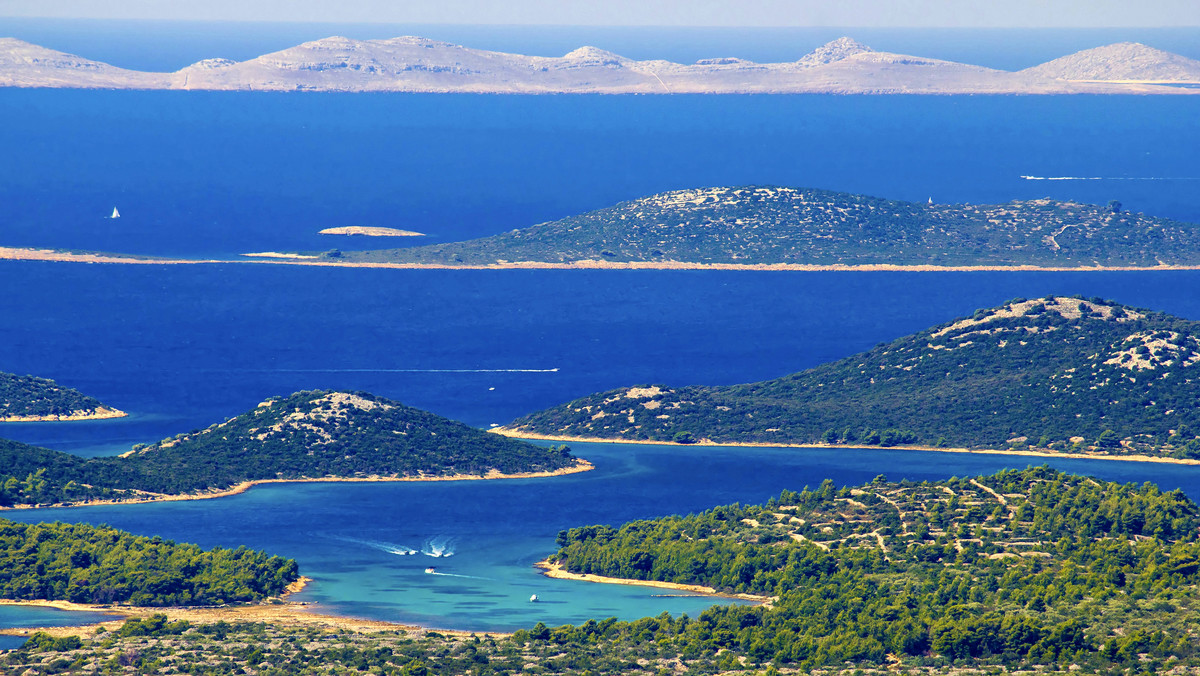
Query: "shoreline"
0 577 503 639
4 247 1200 273
534 559 773 606
0 459 593 511
493 428 1200 466
0 406 127 423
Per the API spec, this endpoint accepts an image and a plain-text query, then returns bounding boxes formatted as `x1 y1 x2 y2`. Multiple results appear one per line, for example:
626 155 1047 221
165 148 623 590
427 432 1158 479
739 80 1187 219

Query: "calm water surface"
7 441 1200 632
3 28 1200 635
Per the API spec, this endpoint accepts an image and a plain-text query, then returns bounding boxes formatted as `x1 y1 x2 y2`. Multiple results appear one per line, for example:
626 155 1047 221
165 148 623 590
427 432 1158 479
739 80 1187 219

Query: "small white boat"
110 207 121 219
424 567 436 574
529 594 539 602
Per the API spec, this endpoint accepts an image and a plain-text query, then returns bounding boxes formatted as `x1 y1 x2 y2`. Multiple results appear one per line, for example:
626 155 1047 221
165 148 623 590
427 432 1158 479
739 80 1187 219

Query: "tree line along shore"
8 298 1200 673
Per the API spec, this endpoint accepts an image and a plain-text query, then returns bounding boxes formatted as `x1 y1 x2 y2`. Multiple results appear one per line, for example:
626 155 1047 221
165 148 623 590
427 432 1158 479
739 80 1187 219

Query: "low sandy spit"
0 577 497 639
1 406 126 423
0 247 219 265
535 560 773 606
0 459 593 511
5 246 1200 272
242 251 320 259
492 428 1200 466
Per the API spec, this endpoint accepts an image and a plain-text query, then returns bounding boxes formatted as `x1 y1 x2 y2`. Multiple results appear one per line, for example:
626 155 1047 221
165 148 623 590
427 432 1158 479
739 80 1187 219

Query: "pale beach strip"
534 559 773 606
1 407 127 422
4 246 1200 273
492 428 1200 466
0 459 593 511
0 577 500 639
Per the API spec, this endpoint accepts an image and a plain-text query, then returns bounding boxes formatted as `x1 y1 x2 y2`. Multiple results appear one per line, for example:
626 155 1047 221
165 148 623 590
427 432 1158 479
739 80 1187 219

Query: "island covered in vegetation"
0 520 298 606
0 390 585 508
0 371 124 422
340 187 1200 269
505 297 1200 459
11 468 1200 674
544 467 1200 671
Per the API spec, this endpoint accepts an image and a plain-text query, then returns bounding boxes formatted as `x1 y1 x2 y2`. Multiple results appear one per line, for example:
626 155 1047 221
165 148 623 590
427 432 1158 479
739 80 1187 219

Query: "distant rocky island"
0 390 588 508
318 226 424 237
2 36 1198 94
503 297 1200 460
0 370 125 422
341 186 1200 269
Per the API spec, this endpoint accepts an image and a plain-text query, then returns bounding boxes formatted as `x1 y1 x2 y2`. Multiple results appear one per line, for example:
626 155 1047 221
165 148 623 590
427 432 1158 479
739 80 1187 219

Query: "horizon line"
2 18 1199 29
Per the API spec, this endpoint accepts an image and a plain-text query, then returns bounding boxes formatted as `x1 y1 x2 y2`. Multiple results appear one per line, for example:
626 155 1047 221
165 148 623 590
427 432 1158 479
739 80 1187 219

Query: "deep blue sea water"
7 441 1200 633
2 23 1200 636
2 92 1198 258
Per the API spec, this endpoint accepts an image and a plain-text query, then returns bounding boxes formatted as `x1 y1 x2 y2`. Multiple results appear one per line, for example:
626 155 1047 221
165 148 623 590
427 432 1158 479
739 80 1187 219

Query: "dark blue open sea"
2 23 1200 638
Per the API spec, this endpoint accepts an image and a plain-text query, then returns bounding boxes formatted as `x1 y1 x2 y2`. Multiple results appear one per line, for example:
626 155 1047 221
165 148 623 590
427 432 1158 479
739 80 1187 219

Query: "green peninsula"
505 297 1200 459
0 390 585 508
0 371 125 422
545 468 1200 671
0 521 298 606
342 187 1200 269
13 469 1200 674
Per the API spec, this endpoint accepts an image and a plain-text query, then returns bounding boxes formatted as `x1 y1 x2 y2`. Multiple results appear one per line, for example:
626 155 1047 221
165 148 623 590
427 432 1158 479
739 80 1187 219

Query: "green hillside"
0 390 581 507
0 371 123 421
549 467 1200 670
342 186 1200 268
508 296 1200 458
12 470 1200 672
0 520 298 606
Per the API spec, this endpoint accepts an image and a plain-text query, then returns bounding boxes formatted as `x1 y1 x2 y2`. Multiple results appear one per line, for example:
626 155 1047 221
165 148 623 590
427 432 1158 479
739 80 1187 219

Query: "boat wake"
424 570 491 581
1020 175 1200 181
242 368 559 373
421 536 456 558
332 535 419 556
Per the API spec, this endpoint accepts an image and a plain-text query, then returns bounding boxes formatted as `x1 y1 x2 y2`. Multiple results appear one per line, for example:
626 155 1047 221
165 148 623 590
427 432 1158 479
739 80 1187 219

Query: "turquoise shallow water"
0 606 119 650
6 441 1200 633
3 30 1200 639
3 263 1200 633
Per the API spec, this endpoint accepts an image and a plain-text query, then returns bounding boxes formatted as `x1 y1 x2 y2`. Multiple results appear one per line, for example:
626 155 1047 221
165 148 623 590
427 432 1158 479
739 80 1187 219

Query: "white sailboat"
529 594 539 602
110 207 121 219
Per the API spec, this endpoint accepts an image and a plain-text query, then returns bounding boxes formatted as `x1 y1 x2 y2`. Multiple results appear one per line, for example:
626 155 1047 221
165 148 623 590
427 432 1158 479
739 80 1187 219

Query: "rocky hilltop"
1022 42 1200 82
0 390 585 508
0 35 1194 94
0 370 125 422
505 297 1200 459
345 186 1200 268
121 390 584 492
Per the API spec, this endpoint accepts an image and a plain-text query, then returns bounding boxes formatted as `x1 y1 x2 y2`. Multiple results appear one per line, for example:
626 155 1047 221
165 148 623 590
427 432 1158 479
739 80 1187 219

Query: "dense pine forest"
0 371 121 420
0 390 580 507
0 521 298 606
549 467 1200 670
343 186 1200 268
509 296 1200 457
10 468 1200 674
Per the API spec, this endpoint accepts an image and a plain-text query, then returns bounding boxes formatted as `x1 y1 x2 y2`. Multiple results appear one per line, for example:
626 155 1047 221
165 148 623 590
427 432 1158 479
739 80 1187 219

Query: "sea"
1 21 1200 643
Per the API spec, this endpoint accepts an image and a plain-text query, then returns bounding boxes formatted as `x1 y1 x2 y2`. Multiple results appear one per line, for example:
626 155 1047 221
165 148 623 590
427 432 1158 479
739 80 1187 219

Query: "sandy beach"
492 428 1200 466
0 576 490 639
0 406 127 423
0 458 593 512
3 246 1200 273
535 560 772 605
0 571 514 640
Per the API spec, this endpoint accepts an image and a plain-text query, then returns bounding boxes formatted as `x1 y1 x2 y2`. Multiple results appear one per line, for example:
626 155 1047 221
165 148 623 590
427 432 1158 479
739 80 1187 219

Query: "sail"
111 207 120 219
